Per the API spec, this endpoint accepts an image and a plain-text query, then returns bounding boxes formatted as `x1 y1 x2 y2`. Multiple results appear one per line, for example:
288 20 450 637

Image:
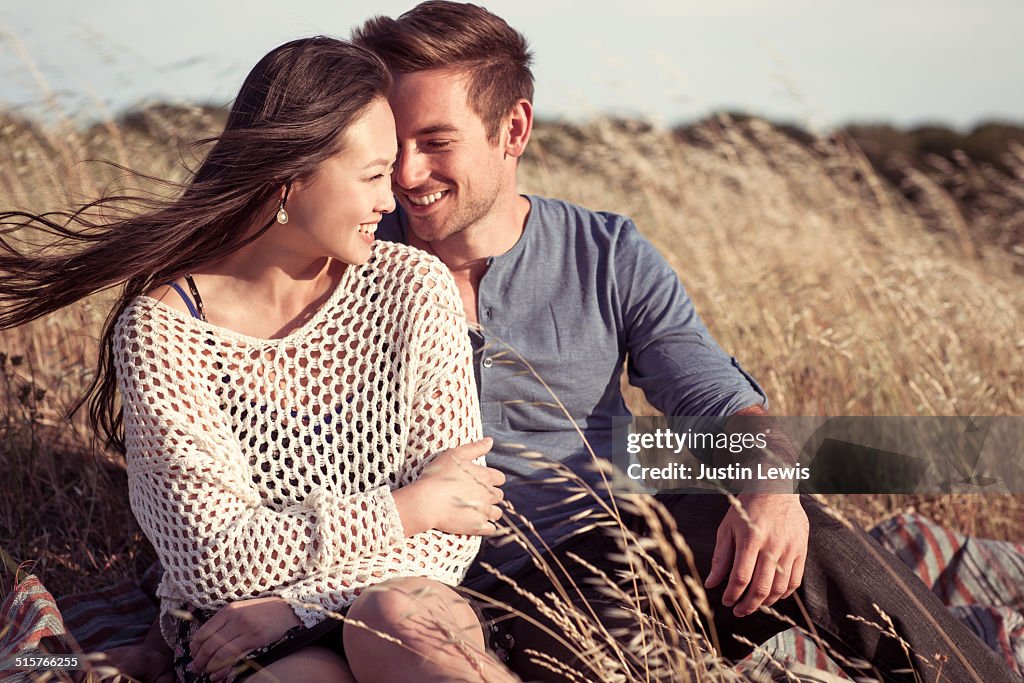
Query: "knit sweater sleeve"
114 306 406 610
278 256 484 626
399 257 484 483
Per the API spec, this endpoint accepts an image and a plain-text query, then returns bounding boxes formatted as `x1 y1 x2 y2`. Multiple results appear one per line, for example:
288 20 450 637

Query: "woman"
0 38 510 682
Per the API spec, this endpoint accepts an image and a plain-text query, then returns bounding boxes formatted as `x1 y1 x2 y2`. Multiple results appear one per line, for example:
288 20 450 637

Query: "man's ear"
504 98 533 159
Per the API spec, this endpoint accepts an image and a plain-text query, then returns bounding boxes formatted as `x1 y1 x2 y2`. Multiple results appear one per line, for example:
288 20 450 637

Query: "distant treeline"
4 102 1021 179
3 104 1021 259
700 115 1024 175
543 112 1024 260
842 121 1024 176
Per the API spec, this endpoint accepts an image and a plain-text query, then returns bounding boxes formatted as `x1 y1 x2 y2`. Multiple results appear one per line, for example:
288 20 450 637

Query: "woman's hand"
188 596 301 681
394 437 505 536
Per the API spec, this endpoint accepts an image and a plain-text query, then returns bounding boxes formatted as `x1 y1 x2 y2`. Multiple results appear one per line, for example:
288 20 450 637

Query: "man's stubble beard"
407 181 501 246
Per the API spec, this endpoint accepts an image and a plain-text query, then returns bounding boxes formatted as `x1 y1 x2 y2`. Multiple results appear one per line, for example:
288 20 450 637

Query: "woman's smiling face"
284 97 398 265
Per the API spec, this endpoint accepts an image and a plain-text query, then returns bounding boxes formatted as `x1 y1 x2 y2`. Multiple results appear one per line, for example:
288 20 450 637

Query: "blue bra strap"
164 281 202 320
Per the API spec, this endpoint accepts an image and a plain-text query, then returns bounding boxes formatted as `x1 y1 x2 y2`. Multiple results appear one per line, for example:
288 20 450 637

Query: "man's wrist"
142 616 172 654
724 406 803 493
740 481 800 496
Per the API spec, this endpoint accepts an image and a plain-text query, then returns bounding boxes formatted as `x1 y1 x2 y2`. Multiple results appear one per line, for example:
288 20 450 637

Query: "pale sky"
1 0 1021 131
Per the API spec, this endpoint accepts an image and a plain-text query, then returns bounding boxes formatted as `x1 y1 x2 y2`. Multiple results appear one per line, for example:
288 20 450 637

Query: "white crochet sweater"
114 242 482 647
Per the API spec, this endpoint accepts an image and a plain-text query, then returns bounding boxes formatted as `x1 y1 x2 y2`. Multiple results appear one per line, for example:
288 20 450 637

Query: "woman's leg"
344 576 518 683
250 645 355 682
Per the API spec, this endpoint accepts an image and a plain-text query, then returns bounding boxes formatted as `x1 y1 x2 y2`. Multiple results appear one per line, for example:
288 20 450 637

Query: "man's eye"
427 140 452 150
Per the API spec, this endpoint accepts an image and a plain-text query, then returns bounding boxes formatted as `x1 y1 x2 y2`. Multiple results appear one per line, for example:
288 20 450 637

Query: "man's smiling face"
388 68 507 244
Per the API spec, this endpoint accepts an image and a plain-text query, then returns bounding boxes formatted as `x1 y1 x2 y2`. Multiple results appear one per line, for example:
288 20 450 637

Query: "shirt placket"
475 256 504 427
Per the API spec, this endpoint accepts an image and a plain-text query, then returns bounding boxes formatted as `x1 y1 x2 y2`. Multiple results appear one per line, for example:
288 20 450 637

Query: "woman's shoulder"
368 240 448 279
143 281 197 318
364 241 460 305
115 287 207 344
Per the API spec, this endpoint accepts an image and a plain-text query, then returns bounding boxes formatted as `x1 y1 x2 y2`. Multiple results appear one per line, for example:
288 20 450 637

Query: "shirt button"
482 357 494 368
483 308 493 321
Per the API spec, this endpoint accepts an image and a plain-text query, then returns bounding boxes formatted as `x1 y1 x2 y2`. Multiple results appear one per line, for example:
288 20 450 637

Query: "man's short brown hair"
353 1 534 141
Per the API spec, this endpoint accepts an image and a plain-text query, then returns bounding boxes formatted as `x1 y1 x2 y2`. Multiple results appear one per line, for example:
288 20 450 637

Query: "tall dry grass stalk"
1 98 1022 681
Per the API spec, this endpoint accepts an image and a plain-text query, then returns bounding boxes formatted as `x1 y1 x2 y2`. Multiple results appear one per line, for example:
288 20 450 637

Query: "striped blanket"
0 563 161 680
2 513 1022 680
745 512 1024 679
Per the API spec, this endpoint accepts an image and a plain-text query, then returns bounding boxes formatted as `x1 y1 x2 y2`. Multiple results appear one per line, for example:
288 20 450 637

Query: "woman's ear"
274 182 293 225
504 99 533 159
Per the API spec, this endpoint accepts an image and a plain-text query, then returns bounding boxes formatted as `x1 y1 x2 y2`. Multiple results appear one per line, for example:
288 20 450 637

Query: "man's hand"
84 646 174 683
188 597 301 681
88 615 173 683
703 492 809 617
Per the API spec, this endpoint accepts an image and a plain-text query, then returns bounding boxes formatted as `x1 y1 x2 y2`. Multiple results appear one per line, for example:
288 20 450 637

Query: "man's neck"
409 194 531 274
406 193 530 325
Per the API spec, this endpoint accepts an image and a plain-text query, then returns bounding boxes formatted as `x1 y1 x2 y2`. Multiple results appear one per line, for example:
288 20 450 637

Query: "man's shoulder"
527 196 652 261
529 195 636 237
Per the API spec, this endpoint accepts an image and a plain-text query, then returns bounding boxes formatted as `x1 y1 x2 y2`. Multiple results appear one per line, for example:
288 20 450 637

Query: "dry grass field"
1 103 1022 680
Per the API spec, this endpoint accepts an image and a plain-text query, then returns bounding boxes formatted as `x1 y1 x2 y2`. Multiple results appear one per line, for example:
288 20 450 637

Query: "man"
110 3 1018 682
347 3 1021 682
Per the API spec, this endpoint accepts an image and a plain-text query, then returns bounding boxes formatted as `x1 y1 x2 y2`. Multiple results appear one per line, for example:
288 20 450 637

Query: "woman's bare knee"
344 577 504 682
346 576 484 649
247 645 354 683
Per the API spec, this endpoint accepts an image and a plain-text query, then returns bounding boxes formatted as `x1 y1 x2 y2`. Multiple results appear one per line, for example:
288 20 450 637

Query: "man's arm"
613 224 809 617
614 222 768 420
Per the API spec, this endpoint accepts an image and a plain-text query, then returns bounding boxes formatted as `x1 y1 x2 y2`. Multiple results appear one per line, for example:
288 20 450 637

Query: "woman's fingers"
463 503 502 536
463 462 505 487
451 437 494 461
203 635 249 678
189 618 224 673
210 660 236 682
417 437 506 536
487 466 506 487
489 485 504 504
467 492 503 516
189 614 219 661
191 617 242 675
476 520 498 535
186 598 302 679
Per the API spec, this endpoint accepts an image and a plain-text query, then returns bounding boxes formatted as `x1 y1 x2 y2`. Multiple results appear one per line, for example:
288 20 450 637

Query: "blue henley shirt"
378 195 767 591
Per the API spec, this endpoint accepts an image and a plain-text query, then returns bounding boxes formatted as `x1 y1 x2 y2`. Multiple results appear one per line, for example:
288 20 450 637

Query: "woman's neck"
191 238 343 338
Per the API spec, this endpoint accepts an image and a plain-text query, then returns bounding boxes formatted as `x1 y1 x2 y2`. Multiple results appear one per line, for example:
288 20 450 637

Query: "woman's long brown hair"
0 37 392 454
